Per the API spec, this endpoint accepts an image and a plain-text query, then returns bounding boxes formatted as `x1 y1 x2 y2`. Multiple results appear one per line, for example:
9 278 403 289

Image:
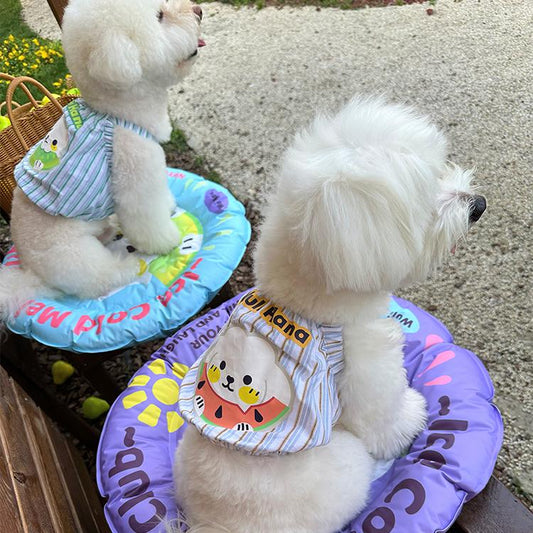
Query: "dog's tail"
0 264 58 322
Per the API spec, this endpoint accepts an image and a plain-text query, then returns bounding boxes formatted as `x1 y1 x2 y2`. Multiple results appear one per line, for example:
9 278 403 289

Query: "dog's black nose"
226 375 234 384
469 195 486 224
192 5 202 20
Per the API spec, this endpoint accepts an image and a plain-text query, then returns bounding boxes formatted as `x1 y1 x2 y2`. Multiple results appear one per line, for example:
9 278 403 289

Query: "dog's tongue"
451 245 456 255
198 38 206 48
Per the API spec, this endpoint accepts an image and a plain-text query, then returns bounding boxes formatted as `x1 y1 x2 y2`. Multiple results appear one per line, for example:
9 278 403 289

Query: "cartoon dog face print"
29 116 69 171
194 326 293 431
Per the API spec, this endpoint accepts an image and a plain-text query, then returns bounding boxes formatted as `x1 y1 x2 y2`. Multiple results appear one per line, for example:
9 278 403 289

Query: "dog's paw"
402 387 428 436
364 387 428 461
164 190 177 215
33 159 44 171
132 220 181 255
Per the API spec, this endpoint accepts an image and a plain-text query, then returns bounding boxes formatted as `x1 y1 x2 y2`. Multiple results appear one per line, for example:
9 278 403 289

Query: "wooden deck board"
455 475 533 533
0 367 109 532
14 383 79 532
0 402 25 533
0 370 56 532
45 0 68 26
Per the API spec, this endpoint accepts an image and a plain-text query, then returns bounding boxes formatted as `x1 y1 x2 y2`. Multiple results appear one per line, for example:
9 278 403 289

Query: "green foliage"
162 127 191 154
0 0 68 105
0 0 33 40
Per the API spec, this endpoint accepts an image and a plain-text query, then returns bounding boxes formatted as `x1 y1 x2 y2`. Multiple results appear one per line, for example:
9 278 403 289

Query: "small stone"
51 360 75 385
82 397 110 420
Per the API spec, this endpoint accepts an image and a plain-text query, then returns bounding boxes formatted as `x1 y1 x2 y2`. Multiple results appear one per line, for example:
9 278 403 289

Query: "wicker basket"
0 73 78 218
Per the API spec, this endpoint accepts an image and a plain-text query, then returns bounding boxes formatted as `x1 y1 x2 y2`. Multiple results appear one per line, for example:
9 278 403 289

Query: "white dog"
173 96 486 533
0 0 203 315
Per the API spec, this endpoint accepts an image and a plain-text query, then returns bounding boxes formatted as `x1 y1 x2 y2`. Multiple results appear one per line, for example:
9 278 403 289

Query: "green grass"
162 127 222 184
163 127 191 154
0 0 33 39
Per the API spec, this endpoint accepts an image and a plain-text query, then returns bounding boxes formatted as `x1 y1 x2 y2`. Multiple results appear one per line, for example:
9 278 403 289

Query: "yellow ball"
0 116 11 131
51 360 75 385
40 93 60 106
66 87 81 96
82 397 110 419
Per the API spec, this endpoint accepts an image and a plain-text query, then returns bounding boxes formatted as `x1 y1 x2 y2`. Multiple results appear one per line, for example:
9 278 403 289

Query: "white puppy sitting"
174 96 486 533
0 0 204 310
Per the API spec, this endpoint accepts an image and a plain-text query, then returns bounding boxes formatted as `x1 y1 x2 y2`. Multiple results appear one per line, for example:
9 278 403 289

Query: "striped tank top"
179 289 344 455
14 99 155 221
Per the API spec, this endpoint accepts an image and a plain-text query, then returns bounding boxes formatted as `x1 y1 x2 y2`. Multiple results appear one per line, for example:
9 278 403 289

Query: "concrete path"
22 0 533 506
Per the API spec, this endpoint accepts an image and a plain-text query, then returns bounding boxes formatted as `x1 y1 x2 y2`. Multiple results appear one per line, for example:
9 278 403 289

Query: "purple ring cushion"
97 293 503 533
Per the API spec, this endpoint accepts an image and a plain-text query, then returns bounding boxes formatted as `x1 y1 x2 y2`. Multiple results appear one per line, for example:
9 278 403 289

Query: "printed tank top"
179 289 344 455
15 98 155 221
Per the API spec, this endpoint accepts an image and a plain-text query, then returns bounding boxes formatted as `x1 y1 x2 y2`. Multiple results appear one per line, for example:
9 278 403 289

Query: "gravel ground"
15 0 533 510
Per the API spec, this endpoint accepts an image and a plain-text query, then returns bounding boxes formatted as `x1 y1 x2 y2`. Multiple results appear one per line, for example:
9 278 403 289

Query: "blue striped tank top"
179 289 344 455
14 99 155 221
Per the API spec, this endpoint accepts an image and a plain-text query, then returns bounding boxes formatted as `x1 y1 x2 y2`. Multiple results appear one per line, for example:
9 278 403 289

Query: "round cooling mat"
97 292 503 533
3 169 251 353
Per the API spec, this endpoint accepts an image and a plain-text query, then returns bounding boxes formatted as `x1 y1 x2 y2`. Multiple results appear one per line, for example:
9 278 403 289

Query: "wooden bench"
0 365 109 532
451 475 533 533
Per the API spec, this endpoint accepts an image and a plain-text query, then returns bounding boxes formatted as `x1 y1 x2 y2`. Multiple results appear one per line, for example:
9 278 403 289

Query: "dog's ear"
300 177 418 293
87 33 142 88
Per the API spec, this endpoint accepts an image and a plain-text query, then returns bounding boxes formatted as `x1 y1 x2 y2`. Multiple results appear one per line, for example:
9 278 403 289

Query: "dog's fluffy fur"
173 96 485 533
0 0 203 316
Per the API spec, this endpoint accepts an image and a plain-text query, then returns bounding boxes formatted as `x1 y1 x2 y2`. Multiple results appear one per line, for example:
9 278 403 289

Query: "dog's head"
257 96 486 294
62 0 204 92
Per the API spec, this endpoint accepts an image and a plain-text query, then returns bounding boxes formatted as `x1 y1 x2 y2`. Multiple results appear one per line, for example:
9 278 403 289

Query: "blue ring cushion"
3 169 251 353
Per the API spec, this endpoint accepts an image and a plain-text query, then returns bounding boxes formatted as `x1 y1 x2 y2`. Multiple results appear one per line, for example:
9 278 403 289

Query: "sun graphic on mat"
121 359 189 433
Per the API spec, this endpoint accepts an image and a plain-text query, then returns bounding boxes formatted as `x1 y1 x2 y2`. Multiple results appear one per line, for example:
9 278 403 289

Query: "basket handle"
0 73 39 110
0 100 21 115
4 75 63 151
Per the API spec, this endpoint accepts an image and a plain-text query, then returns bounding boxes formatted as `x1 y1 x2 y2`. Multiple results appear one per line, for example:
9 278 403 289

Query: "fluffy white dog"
0 0 203 315
173 96 486 533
